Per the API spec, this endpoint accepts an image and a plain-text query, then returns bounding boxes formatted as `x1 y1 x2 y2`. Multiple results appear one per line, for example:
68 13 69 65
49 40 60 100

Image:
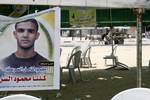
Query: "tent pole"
134 8 144 87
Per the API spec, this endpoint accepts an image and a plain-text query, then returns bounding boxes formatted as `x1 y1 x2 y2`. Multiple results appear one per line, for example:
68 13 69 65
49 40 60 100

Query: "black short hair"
15 18 39 32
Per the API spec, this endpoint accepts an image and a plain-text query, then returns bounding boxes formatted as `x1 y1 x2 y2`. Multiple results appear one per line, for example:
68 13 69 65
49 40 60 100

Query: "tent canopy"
0 0 150 8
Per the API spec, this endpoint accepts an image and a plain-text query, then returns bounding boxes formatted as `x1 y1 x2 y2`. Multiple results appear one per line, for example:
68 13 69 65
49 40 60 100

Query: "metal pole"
109 9 115 67
110 27 115 66
134 8 144 87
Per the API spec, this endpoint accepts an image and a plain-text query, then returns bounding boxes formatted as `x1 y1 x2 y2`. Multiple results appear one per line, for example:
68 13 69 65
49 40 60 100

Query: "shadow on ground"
7 67 150 100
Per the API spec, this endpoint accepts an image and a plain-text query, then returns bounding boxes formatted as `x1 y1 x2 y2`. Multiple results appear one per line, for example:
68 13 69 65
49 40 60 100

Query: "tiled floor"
61 38 150 69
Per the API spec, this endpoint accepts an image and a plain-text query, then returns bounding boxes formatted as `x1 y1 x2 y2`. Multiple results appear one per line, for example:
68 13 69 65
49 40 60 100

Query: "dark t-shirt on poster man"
0 52 50 68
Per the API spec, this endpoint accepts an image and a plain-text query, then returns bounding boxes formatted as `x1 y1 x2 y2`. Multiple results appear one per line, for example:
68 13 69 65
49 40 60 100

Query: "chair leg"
149 60 150 70
80 58 83 68
60 68 62 83
117 62 129 70
113 58 117 67
78 67 82 81
69 68 76 84
88 57 92 68
84 57 92 68
60 67 62 88
105 59 107 66
83 57 86 65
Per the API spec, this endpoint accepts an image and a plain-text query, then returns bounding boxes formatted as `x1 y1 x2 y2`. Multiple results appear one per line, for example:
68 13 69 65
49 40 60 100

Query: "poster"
70 8 96 27
0 7 60 91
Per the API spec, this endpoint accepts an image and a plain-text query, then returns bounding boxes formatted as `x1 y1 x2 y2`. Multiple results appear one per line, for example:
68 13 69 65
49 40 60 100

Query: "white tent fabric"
0 94 41 100
60 0 150 8
0 0 150 8
111 88 150 100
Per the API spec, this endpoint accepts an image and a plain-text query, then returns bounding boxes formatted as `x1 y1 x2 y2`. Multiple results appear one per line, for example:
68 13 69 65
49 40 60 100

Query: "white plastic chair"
0 94 41 100
81 46 92 68
111 88 150 100
61 50 82 84
103 45 118 67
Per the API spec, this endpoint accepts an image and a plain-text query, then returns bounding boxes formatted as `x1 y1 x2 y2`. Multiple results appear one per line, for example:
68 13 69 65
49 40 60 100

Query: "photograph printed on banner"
0 7 60 91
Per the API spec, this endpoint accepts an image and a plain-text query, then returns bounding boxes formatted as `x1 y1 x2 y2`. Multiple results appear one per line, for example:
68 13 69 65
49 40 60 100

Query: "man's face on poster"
13 21 39 50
